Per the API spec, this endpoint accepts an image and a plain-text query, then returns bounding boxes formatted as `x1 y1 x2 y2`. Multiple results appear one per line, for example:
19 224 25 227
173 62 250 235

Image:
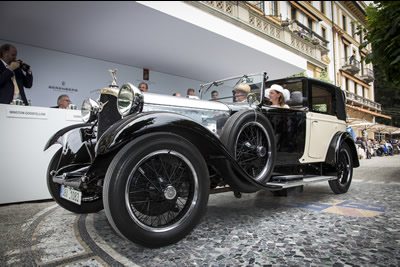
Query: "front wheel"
329 143 353 194
103 133 210 248
47 149 104 213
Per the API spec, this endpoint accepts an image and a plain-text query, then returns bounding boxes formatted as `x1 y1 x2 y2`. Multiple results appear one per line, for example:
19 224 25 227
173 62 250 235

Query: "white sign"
65 111 82 122
6 108 48 120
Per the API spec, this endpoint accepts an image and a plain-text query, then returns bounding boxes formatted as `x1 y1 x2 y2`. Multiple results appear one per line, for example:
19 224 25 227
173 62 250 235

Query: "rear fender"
325 132 360 168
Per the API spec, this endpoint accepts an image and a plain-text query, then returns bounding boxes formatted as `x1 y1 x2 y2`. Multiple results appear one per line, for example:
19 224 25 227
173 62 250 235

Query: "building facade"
183 1 389 139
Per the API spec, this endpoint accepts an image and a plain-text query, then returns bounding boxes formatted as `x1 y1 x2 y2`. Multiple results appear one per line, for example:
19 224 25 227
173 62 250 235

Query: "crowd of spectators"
355 137 399 159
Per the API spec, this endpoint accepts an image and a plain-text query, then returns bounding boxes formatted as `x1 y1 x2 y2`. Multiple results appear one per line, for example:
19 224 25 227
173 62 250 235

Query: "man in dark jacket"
0 44 33 105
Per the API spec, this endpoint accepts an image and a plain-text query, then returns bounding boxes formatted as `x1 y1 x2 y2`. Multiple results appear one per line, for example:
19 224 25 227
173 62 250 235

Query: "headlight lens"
81 98 100 123
117 83 143 116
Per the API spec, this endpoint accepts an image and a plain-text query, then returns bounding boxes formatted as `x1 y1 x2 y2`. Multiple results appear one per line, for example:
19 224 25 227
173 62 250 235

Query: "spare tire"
220 110 276 191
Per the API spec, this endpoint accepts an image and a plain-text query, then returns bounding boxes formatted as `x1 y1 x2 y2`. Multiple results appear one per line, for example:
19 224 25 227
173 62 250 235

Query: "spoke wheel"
103 133 209 248
220 110 276 192
126 150 198 232
329 143 353 194
234 121 271 181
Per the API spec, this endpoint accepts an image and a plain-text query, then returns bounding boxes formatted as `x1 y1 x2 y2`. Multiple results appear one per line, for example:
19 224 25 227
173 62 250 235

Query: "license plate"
60 185 82 205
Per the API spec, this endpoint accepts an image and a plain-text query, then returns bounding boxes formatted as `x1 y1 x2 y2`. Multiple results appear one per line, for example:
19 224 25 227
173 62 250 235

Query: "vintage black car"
45 72 359 248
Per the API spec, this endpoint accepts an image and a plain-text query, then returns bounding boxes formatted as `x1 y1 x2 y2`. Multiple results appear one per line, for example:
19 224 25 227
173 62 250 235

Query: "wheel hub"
257 145 266 157
164 185 177 200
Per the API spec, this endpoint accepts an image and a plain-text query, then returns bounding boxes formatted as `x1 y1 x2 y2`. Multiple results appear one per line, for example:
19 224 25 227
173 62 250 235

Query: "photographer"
0 44 33 105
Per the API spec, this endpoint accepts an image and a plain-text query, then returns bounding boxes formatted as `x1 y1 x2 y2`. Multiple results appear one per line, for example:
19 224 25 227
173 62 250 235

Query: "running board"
264 175 337 190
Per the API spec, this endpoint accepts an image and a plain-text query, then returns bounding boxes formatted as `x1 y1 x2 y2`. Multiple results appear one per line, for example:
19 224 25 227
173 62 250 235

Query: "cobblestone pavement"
1 155 399 266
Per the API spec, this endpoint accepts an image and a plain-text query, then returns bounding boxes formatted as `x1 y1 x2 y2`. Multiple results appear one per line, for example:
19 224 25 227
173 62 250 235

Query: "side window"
265 80 306 108
311 84 333 115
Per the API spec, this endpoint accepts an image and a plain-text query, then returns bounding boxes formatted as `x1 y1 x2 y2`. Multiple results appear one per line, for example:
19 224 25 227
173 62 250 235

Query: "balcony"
188 1 329 63
290 20 329 49
360 68 374 83
341 57 360 75
345 91 381 112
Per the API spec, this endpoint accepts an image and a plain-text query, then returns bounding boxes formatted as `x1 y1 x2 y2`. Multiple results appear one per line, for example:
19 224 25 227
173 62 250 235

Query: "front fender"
325 131 360 168
44 123 91 151
95 111 271 191
96 111 218 155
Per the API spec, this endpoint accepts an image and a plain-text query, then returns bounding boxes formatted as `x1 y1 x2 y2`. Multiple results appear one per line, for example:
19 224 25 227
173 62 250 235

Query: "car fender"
44 123 91 151
95 111 270 191
325 131 360 168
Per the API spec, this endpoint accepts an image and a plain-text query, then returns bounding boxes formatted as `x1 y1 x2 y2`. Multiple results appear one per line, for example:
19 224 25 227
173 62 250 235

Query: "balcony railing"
291 20 329 49
188 2 329 62
341 57 360 74
360 68 374 83
345 91 381 111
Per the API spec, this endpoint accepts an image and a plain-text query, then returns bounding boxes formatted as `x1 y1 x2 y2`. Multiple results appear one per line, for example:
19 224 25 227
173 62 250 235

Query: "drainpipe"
331 1 337 86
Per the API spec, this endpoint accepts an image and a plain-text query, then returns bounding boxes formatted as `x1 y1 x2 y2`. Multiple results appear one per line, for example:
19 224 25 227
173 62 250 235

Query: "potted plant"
312 38 320 45
281 19 290 27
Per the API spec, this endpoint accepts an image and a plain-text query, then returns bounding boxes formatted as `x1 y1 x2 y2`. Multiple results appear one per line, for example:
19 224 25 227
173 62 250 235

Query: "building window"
247 1 264 13
271 1 278 17
320 1 325 14
354 82 358 95
361 56 365 75
351 22 355 38
364 87 369 99
345 78 349 91
321 27 326 40
308 17 313 31
342 15 347 31
344 44 348 60
291 6 297 21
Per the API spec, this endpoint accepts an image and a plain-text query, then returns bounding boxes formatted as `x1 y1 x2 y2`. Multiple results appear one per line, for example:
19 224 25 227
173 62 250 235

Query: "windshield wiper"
202 81 224 97
232 74 248 90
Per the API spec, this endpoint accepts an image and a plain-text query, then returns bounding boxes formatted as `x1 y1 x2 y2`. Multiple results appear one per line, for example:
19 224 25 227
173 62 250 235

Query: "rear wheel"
47 149 103 213
103 133 210 248
329 143 353 194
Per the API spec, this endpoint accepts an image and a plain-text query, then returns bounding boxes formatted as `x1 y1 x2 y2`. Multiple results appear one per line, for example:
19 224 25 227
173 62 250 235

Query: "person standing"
0 44 33 105
211 90 219 100
138 82 148 92
186 88 199 99
187 88 195 96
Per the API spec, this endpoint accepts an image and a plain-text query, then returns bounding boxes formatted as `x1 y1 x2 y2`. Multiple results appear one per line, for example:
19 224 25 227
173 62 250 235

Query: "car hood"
142 93 230 112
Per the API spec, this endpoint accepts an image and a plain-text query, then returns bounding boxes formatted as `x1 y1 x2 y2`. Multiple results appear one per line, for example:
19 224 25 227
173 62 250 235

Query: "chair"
287 91 307 108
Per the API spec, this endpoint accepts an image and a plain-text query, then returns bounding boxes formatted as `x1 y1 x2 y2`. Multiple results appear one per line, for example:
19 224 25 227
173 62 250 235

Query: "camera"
17 60 30 72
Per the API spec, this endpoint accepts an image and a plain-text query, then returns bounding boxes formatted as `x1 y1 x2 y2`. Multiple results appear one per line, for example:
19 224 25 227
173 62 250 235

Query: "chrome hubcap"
257 145 266 157
164 185 177 200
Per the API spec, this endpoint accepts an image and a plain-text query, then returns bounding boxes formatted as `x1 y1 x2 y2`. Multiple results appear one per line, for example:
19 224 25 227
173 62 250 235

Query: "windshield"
200 74 264 104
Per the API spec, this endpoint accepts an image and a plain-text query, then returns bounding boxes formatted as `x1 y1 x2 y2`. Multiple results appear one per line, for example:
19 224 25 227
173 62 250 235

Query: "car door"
306 81 346 160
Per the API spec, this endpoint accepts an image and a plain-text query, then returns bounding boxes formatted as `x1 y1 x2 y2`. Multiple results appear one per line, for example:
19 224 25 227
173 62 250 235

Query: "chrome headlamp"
81 98 100 123
117 83 143 116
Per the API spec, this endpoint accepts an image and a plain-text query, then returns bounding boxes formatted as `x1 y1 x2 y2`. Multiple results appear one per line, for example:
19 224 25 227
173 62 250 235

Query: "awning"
346 105 392 120
290 1 322 22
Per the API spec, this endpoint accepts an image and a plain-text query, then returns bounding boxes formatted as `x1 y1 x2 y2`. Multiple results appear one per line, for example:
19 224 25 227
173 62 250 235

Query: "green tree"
358 1 400 87
374 65 400 127
357 2 400 127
